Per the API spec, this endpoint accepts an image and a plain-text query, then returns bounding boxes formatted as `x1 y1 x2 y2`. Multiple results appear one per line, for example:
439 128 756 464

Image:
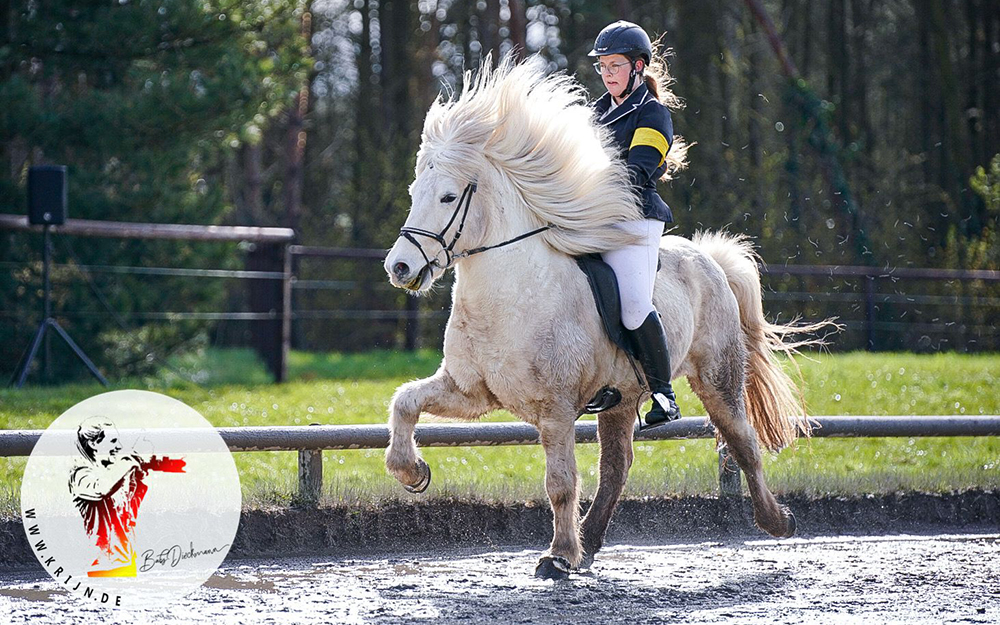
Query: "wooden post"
247 242 286 382
297 450 322 506
718 446 742 497
297 424 323 507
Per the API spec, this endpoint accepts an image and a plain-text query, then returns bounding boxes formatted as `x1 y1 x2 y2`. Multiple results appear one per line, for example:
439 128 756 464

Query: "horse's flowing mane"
417 54 647 255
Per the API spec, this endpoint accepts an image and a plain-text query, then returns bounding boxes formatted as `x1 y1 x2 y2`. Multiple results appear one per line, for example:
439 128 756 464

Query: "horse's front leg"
534 415 582 580
579 404 635 568
386 367 497 492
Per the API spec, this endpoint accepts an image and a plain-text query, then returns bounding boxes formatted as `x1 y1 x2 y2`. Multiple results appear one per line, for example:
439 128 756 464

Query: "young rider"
589 21 689 428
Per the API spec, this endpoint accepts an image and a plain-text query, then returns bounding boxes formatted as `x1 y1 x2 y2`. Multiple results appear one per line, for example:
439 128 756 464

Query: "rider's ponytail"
642 37 691 181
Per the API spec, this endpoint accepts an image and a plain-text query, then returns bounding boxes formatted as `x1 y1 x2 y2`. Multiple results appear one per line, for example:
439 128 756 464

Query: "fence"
3 214 1000 385
289 247 1000 354
759 264 1000 351
1 415 998 503
0 213 295 382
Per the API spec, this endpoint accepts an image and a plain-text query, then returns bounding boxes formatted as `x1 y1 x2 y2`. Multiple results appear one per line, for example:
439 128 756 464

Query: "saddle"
573 253 661 415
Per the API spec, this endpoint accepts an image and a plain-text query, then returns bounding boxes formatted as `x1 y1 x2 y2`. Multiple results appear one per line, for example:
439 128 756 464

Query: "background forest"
1 0 998 380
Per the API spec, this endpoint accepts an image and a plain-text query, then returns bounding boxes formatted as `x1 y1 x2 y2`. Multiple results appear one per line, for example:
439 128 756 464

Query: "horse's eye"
440 193 457 204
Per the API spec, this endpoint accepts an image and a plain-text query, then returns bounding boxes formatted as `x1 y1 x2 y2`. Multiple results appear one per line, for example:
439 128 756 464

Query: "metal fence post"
297 424 323 507
718 446 742 497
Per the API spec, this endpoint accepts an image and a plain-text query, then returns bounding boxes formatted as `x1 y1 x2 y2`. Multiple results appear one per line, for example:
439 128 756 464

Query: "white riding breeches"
600 219 663 330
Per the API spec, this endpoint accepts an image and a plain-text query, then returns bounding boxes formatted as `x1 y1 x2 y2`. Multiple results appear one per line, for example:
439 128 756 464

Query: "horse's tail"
692 231 840 452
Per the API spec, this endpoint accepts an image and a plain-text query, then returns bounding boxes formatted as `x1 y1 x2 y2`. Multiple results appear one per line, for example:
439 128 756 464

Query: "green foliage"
971 154 1000 214
942 153 1000 272
0 0 311 381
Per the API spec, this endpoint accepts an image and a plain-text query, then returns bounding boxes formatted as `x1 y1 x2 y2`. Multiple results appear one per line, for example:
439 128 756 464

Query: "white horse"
382 55 832 579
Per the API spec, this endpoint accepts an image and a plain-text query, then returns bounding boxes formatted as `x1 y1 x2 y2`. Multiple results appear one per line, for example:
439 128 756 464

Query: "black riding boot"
627 310 681 427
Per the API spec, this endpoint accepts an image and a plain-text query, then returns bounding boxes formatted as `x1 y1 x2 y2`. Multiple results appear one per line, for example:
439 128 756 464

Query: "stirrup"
636 391 681 431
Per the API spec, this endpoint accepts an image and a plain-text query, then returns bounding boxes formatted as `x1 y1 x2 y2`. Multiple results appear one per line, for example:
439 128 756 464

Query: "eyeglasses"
593 60 631 75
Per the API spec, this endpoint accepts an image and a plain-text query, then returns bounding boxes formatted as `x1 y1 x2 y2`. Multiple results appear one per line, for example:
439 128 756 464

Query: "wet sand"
2 532 999 624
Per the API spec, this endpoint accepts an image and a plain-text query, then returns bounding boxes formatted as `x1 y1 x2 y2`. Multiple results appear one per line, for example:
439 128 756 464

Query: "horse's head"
384 152 491 293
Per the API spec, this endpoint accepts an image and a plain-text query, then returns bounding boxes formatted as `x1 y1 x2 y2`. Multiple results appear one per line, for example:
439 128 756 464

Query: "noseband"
398 182 553 273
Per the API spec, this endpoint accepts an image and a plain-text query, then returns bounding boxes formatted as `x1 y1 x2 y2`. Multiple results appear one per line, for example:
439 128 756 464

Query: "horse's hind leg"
386 366 497 492
691 355 796 538
579 404 635 567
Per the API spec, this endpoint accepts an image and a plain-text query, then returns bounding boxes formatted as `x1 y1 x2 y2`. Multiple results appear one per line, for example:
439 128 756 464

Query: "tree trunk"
283 3 313 236
985 0 999 161
965 0 981 168
828 0 849 145
0 0 11 82
927 0 975 232
675 0 724 220
801 0 812 77
482 0 501 65
849 0 874 228
917 0 936 187
381 0 421 350
779 0 803 231
352 0 373 246
748 16 764 217
416 1 441 110
244 143 264 224
508 0 527 60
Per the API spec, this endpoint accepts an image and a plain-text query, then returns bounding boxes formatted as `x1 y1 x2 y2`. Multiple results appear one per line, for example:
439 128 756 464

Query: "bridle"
398 181 552 274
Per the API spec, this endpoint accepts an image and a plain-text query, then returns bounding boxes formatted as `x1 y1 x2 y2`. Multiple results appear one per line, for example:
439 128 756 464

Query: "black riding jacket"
593 83 674 229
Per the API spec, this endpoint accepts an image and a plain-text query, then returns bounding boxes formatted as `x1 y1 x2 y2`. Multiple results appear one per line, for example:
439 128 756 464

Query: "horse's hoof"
403 459 431 494
577 552 595 570
534 555 572 580
783 511 796 538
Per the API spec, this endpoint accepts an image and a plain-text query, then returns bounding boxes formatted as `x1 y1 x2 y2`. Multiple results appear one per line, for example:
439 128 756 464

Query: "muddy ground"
4 490 998 567
2 492 999 623
2 533 999 624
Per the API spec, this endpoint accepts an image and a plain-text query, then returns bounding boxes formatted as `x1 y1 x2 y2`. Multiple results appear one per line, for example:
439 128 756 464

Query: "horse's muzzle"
402 264 431 291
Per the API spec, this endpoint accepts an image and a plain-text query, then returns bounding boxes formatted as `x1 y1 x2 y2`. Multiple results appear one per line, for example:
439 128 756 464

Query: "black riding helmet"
588 21 652 99
588 20 652 62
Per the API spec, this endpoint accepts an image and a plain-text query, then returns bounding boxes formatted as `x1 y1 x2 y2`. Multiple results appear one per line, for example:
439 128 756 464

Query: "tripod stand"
12 225 108 387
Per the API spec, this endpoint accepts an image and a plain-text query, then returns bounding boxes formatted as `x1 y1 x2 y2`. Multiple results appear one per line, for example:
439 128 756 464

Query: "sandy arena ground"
2 532 999 624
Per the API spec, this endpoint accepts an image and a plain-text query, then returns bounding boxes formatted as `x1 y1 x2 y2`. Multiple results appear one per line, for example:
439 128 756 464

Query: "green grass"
1 349 998 517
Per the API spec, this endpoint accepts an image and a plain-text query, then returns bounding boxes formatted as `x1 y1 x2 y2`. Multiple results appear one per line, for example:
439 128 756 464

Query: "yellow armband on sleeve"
629 127 671 167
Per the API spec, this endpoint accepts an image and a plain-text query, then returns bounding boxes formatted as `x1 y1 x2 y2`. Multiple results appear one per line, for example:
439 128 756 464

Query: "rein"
399 182 552 272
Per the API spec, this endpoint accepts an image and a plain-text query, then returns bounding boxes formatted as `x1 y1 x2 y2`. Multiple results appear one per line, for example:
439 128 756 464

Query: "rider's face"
599 54 643 100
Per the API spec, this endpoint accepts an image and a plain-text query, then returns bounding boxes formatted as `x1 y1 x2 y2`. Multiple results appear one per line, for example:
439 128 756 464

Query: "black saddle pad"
574 253 659 361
